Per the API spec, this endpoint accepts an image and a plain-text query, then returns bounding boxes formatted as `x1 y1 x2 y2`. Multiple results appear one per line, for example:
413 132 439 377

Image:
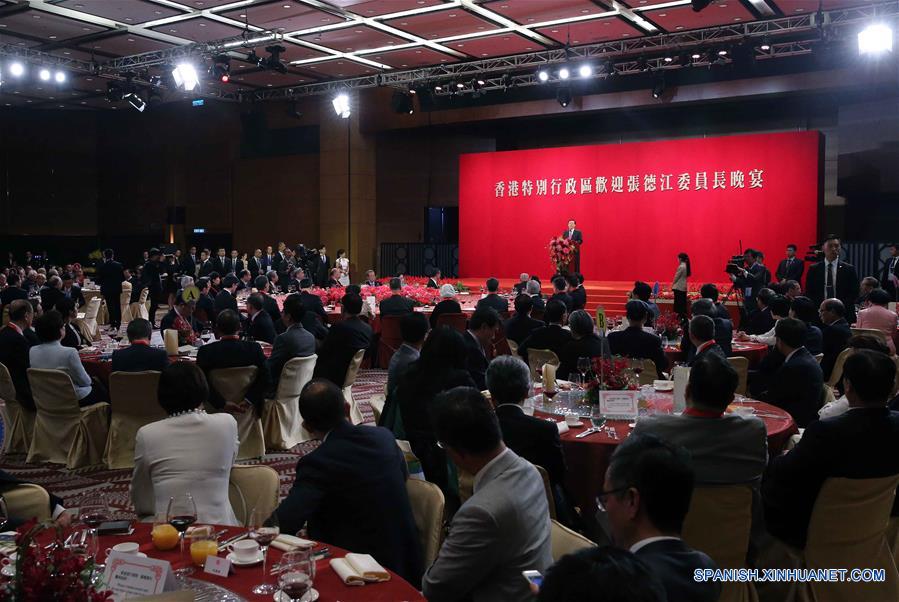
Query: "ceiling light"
39 68 51 81
718 49 728 56
558 67 570 80
556 87 571 108
760 36 771 51
691 51 702 60
578 64 592 78
9 62 24 77
663 56 673 63
332 92 350 118
54 70 66 83
537 69 549 82
652 77 666 99
858 23 893 55
172 63 199 91
434 84 443 91
455 81 464 89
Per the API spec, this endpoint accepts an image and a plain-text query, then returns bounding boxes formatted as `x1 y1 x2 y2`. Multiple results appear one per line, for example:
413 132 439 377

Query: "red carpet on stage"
458 131 821 283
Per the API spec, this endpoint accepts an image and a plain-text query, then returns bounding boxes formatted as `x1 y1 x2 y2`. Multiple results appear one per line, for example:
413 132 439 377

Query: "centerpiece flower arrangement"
549 237 577 273
0 520 112 601
654 311 682 340
311 283 441 307
584 356 637 405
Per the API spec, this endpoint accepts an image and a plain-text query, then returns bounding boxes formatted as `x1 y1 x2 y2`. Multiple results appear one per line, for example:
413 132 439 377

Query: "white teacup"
106 542 140 555
228 539 261 561
565 413 581 426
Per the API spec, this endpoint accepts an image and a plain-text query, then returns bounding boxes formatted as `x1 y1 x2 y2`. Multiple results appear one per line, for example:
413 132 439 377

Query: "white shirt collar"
629 536 681 554
473 448 510 492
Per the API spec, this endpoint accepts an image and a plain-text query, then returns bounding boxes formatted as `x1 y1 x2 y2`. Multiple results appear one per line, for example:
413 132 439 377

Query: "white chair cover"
727 356 750 397
527 349 560 381
228 464 280 527
406 478 445 568
2 483 51 523
208 367 265 460
343 349 367 425
550 519 596 562
77 296 102 342
130 288 150 321
120 289 133 324
262 355 317 450
103 371 167 469
0 362 34 455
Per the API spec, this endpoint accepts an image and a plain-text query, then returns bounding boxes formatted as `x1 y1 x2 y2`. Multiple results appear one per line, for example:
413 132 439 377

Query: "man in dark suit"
361 270 381 287
299 279 328 323
97 248 126 329
558 310 610 380
313 294 372 387
270 379 422 584
253 276 281 324
504 294 544 345
230 250 244 274
60 273 85 307
764 349 899 549
519 300 571 364
608 300 668 379
562 219 583 273
211 248 228 275
513 273 529 294
776 244 805 283
549 276 573 313
463 308 500 390
603 433 719 602
526 279 545 312
700 283 731 322
684 298 733 358
0 300 35 410
731 249 768 319
126 268 143 304
881 243 899 300
806 236 860 324
182 246 198 279
143 248 164 328
426 268 441 289
248 249 263 277
197 249 214 278
757 318 823 427
0 272 28 307
39 276 64 316
266 294 315 396
818 298 852 381
568 273 587 311
475 278 509 315
196 309 269 416
429 285 463 329
111 319 169 373
379 278 417 317
213 275 239 317
683 315 726 366
313 244 330 288
260 246 275 273
245 293 277 344
743 288 776 335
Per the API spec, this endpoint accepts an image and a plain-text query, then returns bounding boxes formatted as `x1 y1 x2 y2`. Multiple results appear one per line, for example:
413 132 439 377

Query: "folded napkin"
271 533 316 552
556 421 569 435
330 553 390 586
542 363 557 391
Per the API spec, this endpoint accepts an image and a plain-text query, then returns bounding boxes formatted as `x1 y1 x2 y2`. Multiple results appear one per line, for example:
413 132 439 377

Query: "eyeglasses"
595 486 630 511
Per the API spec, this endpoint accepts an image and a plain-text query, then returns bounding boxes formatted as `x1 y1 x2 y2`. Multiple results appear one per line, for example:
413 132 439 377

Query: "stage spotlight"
54 70 66 83
663 56 673 63
39 68 51 82
651 77 666 99
718 49 728 56
558 66 570 80
172 63 199 91
210 55 230 83
9 62 25 78
691 51 702 60
455 81 464 89
858 23 893 55
124 91 146 113
263 45 288 74
434 83 443 92
760 37 771 51
537 69 549 82
332 92 350 118
578 64 593 78
471 78 485 98
556 86 571 108
391 89 414 114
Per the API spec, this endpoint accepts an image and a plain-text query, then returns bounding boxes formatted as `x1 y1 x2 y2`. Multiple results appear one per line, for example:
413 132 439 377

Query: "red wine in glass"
250 526 279 546
544 388 558 400
169 515 196 533
80 512 107 529
279 572 311 600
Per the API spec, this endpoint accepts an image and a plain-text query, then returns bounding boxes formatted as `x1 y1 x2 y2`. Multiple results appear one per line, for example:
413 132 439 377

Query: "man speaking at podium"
563 219 583 274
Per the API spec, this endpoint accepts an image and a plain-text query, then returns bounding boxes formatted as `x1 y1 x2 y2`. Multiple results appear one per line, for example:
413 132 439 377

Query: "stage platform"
457 278 634 316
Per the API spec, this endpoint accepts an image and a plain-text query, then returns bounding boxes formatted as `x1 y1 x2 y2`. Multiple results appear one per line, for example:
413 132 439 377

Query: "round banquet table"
533 389 797 516
22 523 424 602
664 340 768 369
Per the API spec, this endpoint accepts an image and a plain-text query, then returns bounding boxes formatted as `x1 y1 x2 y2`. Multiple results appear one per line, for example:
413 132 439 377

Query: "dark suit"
429 299 463 329
314 255 330 287
549 292 573 313
562 228 583 272
558 334 610 379
0 325 34 410
686 342 726 366
608 326 668 378
111 343 169 373
426 278 440 289
302 313 329 343
734 263 767 314
258 293 281 325
530 294 545 312
763 407 899 548
762 347 823 427
682 317 733 360
39 286 64 315
213 289 238 316
61 322 85 349
128 277 144 304
776 257 804 282
570 286 587 311
804 323 823 356
246 310 277 344
379 294 416 317
198 259 215 278
300 291 328 323
273 421 422 584
196 293 216 326
634 539 720 602
519 324 572 364
463 331 488 390
744 307 774 336
806 260 860 323
503 313 544 345
821 318 852 380
247 256 262 277
142 259 163 324
266 324 316 395
196 338 269 413
211 256 228 275
0 286 28 307
182 254 197 278
476 293 509 315
62 285 85 307
97 259 126 327
881 255 899 300
313 317 372 387
496 404 565 486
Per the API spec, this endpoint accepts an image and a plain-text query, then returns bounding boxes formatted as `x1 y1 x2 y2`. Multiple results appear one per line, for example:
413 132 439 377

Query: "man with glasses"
806 235 860 324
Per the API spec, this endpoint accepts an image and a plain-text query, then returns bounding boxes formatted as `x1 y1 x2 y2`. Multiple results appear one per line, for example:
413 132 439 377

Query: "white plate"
653 380 674 392
228 551 264 566
274 589 318 602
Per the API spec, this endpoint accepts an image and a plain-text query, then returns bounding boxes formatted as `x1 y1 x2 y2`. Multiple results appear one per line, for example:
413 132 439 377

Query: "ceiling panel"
641 0 756 32
71 75 107 93
56 0 185 24
149 16 245 42
0 9 107 42
619 0 690 7
536 16 644 45
443 31 543 58
383 8 499 40
300 58 379 77
483 0 610 26
297 24 408 52
80 32 176 55
220 2 346 32
228 68 314 86
325 0 448 17
363 45 458 68
0 31 39 47
173 0 248 7
767 0 872 14
49 47 98 61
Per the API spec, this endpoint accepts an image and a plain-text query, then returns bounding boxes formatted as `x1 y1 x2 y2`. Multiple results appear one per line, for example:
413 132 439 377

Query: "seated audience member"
757 318 824 427
160 294 200 334
683 315 726 366
430 284 463 329
744 288 776 335
267 270 283 294
568 273 587 311
0 469 71 528
266 294 315 395
513 273 530 294
391 328 475 505
818 334 891 419
608 301 667 379
380 278 416 317
343 284 374 321
0 272 27 306
855 276 880 309
55 298 86 349
326 268 342 288
737 294 791 347
299 278 328 322
111 319 169 372
208 272 222 297
763 350 899 549
0 299 35 409
245 293 277 344
196 309 269 416
682 298 733 358
700 283 731 322
29 310 108 406
476 278 509 315
426 268 441 289
423 387 552 602
213 275 240 316
271 379 422 583
790 296 823 355
558 310 609 379
504 294 544 346
527 279 545 311
60 273 85 307
537 546 666 602
631 281 659 325
253 276 282 324
856 288 898 354
24 299 41 344
195 277 216 326
131 362 239 525
549 277 573 313
819 298 852 380
784 279 801 300
236 269 252 291
387 312 428 396
602 434 720 602
519 300 572 364
39 276 63 317
464 308 501 390
361 270 381 287
313 293 372 387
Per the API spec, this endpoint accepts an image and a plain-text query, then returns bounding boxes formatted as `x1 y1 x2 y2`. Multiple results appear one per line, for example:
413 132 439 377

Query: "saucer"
1 564 15 578
228 551 264 566
274 588 319 602
565 421 584 428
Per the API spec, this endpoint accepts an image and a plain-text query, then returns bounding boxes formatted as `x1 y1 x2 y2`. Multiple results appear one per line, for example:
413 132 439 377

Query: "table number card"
103 552 177 599
599 390 638 419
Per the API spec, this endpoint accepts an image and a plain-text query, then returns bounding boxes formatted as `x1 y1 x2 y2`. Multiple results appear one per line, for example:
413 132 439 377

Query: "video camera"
725 254 746 275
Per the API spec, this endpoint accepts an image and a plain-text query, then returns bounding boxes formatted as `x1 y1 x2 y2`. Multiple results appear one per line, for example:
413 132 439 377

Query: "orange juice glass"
190 537 219 567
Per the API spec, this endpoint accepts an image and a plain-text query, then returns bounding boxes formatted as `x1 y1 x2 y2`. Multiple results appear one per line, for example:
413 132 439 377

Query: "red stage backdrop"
459 131 821 283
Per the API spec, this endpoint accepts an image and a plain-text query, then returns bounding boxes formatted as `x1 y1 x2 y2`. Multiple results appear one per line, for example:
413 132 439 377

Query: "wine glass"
248 507 280 595
0 497 7 532
166 493 198 578
78 493 110 537
278 548 316 601
630 358 645 386
577 356 591 388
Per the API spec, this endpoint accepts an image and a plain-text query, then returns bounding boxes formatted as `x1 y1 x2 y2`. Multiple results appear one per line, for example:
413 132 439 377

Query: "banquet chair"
343 349 367 425
377 315 403 369
534 464 557 520
436 313 468 333
406 478 446 568
851 327 890 346
76 297 102 343
119 290 133 324
528 349 560 381
130 288 150 321
826 348 853 389
2 483 51 523
727 356 749 396
208 367 265 461
368 393 386 424
262 355 317 450
508 339 519 357
639 359 659 385
683 485 758 602
25 368 109 469
228 464 280 527
103 371 166 469
0 362 35 455
793 475 899 602
550 519 596 562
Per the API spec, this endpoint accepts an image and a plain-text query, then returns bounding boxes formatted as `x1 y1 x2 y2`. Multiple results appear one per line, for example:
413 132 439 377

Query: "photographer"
729 249 767 323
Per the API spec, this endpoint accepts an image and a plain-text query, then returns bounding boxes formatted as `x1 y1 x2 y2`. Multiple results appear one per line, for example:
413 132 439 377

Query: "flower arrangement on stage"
548 237 578 272
311 283 442 307
654 283 742 302
1 520 112 601
655 311 682 339
584 356 637 405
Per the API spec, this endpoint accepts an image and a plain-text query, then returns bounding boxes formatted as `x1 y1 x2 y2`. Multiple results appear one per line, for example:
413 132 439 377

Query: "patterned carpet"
0 370 389 516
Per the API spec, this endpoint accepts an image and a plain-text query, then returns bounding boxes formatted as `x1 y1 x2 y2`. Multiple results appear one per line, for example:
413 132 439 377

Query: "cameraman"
730 249 768 323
